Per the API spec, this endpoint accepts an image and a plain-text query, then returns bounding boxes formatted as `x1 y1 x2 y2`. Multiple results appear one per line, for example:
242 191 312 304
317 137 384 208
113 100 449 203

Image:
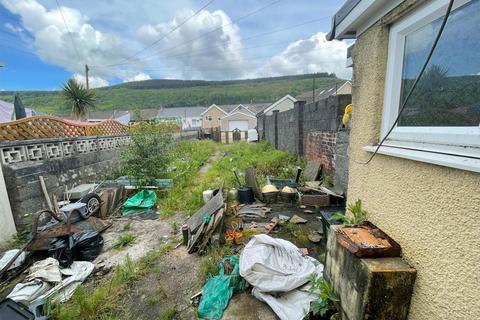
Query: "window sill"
362 144 480 173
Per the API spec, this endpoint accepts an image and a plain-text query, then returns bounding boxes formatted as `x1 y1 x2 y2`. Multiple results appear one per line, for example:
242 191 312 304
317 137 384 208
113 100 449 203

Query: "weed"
309 275 340 319
48 244 175 320
280 221 297 234
0 231 28 252
147 296 160 305
114 234 136 249
242 229 261 238
198 245 236 284
48 255 138 320
111 254 138 285
322 175 334 187
118 122 176 186
123 221 132 231
331 199 367 225
158 308 176 320
292 228 311 246
138 242 173 271
169 221 178 234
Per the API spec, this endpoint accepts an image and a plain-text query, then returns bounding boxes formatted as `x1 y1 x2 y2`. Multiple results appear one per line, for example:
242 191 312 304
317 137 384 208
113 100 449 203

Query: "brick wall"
305 131 337 176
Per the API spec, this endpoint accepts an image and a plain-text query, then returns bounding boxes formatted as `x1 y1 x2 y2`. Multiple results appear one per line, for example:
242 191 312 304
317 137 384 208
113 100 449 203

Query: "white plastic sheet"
0 249 26 271
239 235 323 320
7 258 94 305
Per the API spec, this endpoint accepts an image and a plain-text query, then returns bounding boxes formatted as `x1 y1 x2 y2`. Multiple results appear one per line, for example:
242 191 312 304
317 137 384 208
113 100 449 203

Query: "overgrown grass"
176 141 302 217
122 222 132 231
157 308 176 320
113 234 136 249
49 243 174 320
160 140 217 216
198 244 236 285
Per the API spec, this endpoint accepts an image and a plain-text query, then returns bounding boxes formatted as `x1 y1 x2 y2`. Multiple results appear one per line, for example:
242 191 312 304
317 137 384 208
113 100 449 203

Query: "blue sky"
0 0 349 90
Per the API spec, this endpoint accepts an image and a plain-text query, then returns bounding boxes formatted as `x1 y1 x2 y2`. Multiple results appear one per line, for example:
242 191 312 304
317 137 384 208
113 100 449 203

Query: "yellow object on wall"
342 103 352 125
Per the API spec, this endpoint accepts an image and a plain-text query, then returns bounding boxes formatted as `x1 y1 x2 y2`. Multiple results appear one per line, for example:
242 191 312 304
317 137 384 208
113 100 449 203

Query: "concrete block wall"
3 149 121 230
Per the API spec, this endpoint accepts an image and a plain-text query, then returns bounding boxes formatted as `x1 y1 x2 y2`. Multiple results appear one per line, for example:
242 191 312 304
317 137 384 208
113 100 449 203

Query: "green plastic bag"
197 256 245 319
122 190 157 216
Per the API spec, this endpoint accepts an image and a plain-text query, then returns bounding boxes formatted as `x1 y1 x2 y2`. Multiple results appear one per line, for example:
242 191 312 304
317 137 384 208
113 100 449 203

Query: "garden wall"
258 94 351 193
1 135 129 230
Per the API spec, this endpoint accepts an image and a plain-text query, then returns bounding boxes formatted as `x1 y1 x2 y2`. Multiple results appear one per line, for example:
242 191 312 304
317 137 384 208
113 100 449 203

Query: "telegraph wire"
96 15 330 69
98 0 283 68
55 0 81 62
104 0 217 67
353 0 455 165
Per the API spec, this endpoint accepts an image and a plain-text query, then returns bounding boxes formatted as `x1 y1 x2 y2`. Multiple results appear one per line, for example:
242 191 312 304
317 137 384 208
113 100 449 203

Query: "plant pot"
238 187 254 204
335 221 402 258
280 191 296 202
262 191 278 204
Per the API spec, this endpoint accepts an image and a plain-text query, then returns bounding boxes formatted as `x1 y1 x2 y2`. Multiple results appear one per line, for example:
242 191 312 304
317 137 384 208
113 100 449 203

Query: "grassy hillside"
0 73 341 115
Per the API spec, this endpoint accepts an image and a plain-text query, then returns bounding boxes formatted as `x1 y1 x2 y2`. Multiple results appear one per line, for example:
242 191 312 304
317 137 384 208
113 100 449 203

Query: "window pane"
399 0 480 127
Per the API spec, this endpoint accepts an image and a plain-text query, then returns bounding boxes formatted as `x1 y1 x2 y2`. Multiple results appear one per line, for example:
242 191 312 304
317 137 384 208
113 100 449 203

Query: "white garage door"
228 120 249 131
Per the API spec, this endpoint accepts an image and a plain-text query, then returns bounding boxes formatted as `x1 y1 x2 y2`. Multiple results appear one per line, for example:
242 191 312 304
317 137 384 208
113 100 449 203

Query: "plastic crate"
0 299 34 320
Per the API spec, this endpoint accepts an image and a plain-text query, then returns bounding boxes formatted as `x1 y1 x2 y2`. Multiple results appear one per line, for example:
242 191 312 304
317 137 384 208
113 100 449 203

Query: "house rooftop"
296 81 351 104
156 106 206 118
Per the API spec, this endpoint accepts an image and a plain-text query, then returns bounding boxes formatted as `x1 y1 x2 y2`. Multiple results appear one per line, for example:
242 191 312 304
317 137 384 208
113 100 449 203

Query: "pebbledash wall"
258 94 351 193
1 135 130 230
347 1 480 319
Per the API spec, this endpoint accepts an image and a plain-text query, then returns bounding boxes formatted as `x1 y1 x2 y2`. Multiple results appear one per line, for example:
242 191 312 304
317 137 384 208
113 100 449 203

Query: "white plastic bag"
252 284 318 320
239 235 323 320
239 234 318 292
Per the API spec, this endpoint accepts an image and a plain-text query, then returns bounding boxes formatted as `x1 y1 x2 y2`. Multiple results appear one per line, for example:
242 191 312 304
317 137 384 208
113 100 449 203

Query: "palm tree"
62 78 96 120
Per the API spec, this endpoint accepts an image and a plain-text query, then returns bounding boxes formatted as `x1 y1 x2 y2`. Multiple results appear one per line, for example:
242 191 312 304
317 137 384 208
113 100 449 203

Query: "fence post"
262 115 266 140
273 110 279 149
295 100 306 156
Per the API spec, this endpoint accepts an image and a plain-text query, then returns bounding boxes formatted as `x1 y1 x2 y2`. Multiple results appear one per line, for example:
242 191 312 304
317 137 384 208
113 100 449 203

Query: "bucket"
238 187 254 204
202 189 214 203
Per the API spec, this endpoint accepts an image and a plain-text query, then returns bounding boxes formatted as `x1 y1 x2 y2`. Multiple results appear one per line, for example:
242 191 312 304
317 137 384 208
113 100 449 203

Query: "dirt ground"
85 199 338 320
94 214 184 270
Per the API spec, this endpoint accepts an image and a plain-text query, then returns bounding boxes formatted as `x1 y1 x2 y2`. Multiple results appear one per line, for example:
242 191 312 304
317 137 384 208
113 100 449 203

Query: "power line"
107 0 217 67
55 0 81 62
98 0 283 68
98 15 330 69
354 0 455 165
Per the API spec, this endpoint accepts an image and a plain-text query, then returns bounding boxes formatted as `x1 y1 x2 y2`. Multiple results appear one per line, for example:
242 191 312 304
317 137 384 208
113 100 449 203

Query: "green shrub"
118 122 175 185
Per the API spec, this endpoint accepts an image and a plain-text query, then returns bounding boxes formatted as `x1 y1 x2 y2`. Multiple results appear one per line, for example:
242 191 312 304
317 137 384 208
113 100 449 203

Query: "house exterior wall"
265 98 295 115
182 116 202 130
202 106 225 129
220 113 256 131
347 2 480 319
336 82 352 95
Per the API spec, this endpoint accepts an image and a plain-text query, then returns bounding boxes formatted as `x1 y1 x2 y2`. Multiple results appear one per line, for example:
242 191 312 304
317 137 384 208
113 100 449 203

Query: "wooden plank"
304 162 321 181
245 167 263 201
186 183 224 233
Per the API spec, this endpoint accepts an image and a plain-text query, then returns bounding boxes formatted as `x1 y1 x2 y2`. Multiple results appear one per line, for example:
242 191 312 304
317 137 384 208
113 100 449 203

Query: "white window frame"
373 0 480 172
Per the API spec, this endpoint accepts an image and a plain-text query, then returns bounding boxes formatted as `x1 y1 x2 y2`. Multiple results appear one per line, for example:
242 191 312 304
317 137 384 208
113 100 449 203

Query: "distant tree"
62 78 96 120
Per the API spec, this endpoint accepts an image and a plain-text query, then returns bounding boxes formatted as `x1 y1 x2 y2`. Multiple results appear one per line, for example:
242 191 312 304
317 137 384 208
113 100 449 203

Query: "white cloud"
254 32 351 79
72 73 108 88
123 72 151 82
4 22 23 33
1 0 144 82
137 9 247 80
